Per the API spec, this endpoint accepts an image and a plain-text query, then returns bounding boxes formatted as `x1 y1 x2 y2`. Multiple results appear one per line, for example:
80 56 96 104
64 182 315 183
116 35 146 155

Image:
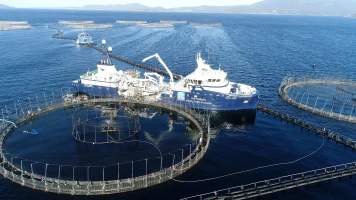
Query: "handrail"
0 91 210 195
279 77 356 123
181 162 356 200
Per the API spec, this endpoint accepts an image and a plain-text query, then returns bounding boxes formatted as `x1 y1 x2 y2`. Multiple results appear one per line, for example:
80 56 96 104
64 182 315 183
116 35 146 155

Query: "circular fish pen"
0 91 210 195
71 105 141 144
279 76 356 123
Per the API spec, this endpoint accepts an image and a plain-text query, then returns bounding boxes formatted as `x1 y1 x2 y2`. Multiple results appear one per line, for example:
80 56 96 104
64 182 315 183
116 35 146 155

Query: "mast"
100 39 113 65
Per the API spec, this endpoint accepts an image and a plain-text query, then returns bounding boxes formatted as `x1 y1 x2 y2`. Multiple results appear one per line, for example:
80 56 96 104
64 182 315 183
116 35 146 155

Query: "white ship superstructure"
76 31 94 45
74 41 258 112
74 40 166 99
170 53 256 97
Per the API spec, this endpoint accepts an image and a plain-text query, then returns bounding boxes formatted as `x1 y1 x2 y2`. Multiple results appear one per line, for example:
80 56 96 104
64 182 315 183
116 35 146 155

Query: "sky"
0 0 263 8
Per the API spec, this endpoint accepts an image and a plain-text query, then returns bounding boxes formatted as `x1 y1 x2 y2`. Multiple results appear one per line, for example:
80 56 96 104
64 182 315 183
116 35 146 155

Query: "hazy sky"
0 0 262 8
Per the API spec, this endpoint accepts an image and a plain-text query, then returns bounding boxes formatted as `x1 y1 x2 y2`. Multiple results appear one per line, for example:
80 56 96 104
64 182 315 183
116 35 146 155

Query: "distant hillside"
76 0 356 16
248 0 356 16
79 3 165 12
173 0 356 16
0 4 11 9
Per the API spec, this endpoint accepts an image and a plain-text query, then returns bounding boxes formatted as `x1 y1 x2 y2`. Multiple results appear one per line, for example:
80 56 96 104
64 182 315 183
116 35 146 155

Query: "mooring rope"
173 136 325 183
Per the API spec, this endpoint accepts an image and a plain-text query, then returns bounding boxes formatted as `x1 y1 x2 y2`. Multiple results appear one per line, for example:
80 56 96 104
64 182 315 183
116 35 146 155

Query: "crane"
142 53 174 87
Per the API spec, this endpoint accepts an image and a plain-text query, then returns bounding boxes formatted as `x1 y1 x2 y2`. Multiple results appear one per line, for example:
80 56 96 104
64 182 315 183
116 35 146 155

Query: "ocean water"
0 9 356 199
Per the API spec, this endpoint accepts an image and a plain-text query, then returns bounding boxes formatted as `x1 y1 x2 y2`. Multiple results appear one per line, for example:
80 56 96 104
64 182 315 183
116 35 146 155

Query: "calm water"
4 105 199 181
1 9 356 199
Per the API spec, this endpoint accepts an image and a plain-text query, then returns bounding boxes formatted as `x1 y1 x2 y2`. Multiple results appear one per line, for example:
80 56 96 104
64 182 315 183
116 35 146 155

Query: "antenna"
100 39 112 65
207 48 210 63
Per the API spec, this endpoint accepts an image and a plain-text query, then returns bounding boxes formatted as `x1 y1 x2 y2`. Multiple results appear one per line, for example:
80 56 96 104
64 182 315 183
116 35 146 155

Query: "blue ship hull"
74 83 118 98
161 86 258 112
73 83 258 112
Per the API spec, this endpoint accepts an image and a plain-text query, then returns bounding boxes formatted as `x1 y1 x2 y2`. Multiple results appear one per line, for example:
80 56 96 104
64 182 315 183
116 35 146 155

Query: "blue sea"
1 9 356 200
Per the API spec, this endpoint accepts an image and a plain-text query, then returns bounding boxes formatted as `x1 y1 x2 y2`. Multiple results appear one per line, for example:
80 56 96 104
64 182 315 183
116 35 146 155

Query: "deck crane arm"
142 53 174 86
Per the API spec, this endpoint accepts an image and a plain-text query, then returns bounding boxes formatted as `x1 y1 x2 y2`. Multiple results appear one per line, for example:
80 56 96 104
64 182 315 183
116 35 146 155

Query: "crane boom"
142 53 174 86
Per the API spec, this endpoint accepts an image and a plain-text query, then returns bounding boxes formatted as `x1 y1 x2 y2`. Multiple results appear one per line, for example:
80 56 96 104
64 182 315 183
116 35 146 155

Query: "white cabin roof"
185 53 227 81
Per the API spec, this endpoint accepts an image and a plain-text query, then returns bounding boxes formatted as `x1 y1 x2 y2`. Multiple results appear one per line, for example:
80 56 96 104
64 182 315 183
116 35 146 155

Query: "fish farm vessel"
73 41 258 119
76 32 94 45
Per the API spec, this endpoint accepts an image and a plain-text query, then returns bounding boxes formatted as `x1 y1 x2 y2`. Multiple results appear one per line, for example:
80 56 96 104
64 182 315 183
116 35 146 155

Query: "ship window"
216 79 220 82
197 80 202 85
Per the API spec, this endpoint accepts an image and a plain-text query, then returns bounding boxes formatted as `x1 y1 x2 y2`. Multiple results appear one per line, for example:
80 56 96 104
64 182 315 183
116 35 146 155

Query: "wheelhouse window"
187 79 203 85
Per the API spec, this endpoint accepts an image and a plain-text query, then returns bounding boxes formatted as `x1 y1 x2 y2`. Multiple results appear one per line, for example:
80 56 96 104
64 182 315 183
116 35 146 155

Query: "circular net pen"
279 76 356 123
0 89 211 195
335 85 356 105
72 106 140 144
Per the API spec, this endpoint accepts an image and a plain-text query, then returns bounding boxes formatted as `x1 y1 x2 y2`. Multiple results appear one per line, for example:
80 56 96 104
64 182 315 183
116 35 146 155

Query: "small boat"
76 32 93 45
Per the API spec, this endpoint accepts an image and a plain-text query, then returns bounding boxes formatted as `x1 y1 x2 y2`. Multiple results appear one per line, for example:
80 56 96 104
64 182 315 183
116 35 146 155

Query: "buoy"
23 129 40 135
31 129 40 135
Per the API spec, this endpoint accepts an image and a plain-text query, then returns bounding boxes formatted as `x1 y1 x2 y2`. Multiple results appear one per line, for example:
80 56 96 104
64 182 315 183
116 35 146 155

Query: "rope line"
173 137 325 183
